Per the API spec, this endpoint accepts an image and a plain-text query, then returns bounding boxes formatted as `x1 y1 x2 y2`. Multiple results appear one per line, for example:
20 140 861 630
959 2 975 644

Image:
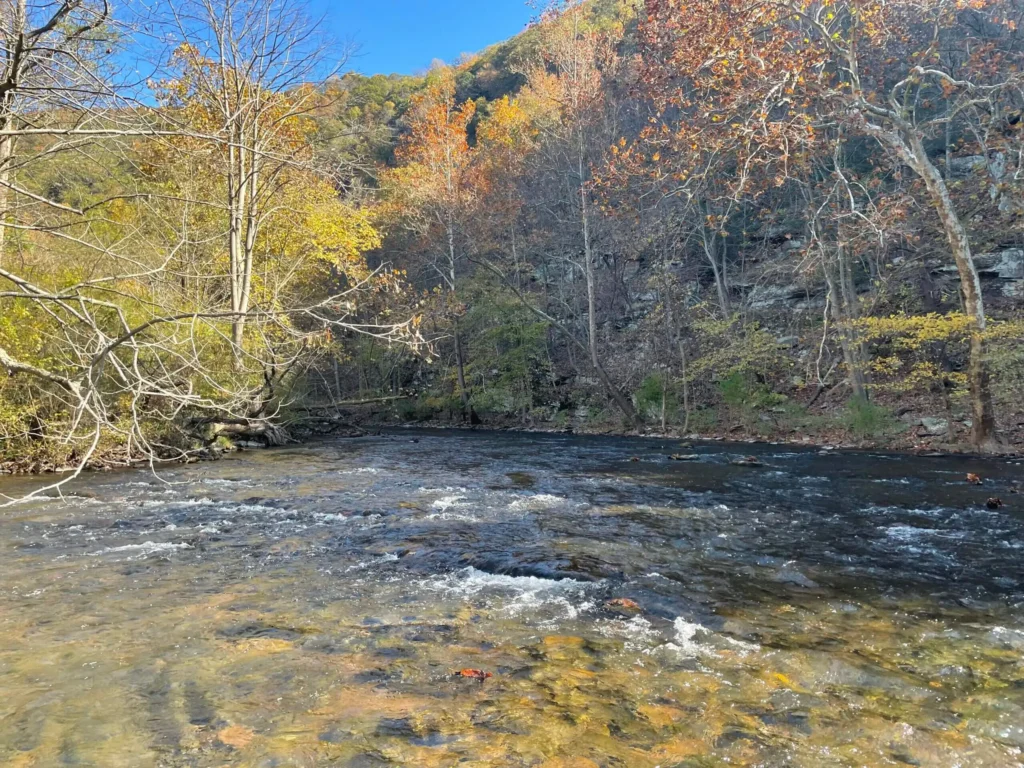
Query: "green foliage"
853 312 973 395
635 373 679 423
689 314 790 387
981 320 1024 411
718 372 786 410
463 280 550 417
841 396 899 439
687 407 719 432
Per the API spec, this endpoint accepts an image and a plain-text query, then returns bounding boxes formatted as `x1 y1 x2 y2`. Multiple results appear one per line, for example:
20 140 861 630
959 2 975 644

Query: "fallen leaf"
606 597 641 611
217 725 255 749
455 668 493 681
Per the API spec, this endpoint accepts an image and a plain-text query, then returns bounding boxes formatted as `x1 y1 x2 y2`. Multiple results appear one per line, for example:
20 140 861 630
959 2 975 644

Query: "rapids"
1 429 1023 766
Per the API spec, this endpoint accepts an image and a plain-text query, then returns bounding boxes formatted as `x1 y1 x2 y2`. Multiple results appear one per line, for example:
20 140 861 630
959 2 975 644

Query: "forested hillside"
327 0 1024 452
3 0 1024 483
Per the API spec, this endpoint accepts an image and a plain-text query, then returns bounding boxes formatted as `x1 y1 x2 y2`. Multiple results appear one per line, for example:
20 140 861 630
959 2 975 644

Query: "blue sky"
310 1 535 75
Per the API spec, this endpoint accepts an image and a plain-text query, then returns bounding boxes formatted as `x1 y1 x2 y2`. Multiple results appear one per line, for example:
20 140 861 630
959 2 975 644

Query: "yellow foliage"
852 312 1020 395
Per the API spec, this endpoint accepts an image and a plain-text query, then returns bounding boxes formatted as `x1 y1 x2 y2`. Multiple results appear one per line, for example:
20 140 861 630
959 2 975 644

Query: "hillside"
1 0 1022 480
318 0 1024 453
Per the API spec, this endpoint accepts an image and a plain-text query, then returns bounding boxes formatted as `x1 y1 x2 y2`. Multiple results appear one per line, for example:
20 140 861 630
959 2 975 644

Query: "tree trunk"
580 177 639 425
0 112 11 263
453 317 469 413
447 219 470 417
0 0 24 263
679 340 691 434
660 379 667 431
703 226 731 317
824 254 867 401
227 140 245 365
905 132 998 450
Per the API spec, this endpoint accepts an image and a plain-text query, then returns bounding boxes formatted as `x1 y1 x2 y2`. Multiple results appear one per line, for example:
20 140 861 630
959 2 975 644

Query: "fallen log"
208 420 291 447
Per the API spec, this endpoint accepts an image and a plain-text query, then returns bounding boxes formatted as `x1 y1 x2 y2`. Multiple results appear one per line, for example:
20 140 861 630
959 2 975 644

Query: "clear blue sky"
311 1 535 75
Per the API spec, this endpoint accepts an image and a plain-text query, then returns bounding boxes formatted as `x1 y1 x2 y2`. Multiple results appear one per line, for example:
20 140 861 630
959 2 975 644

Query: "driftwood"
208 419 291 446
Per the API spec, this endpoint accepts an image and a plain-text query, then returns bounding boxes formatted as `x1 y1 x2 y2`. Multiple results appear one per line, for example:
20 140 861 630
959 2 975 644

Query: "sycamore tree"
638 0 1023 449
785 0 1023 450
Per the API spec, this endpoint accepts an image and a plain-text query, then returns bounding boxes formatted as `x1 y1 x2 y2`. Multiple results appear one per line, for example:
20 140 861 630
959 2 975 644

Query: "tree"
0 0 419 499
156 0 345 365
639 0 1022 448
1 0 112 261
519 0 640 424
380 66 479 417
787 0 1018 449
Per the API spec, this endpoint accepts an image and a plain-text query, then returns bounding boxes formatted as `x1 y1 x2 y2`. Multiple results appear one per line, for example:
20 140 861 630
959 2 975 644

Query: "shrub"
634 373 679 423
842 396 898 438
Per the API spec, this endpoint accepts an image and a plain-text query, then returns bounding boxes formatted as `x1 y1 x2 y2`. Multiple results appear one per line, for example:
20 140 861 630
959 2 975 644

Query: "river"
1 429 1023 766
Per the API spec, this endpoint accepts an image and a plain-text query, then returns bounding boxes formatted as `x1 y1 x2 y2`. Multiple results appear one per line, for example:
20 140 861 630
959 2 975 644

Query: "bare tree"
521 0 639 424
0 0 422 503
786 0 1022 449
155 0 351 366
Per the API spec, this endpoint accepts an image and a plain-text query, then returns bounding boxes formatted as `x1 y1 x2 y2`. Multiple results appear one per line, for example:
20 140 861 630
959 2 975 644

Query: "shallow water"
1 429 1023 767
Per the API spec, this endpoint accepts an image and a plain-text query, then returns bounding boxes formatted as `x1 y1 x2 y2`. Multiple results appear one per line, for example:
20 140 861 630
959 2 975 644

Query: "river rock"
773 566 819 588
918 417 949 436
732 456 764 467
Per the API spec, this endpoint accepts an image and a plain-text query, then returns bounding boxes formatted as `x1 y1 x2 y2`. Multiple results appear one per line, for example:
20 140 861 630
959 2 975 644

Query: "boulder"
919 417 949 436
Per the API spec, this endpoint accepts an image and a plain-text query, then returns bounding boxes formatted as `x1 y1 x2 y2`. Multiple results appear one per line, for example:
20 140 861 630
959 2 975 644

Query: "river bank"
3 399 1021 482
355 407 1024 459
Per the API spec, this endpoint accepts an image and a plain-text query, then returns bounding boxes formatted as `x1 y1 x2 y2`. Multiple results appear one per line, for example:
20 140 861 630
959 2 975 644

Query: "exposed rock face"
976 248 1023 281
746 283 825 311
944 152 1005 179
931 249 1023 297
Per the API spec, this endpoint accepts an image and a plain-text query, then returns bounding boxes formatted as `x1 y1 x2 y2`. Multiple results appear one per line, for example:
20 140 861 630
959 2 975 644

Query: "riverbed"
1 430 1023 766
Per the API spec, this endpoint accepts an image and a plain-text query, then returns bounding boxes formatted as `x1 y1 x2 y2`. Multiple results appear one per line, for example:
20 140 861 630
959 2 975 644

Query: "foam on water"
884 524 942 540
423 566 597 621
508 493 566 511
669 617 711 656
596 615 663 652
345 552 400 572
431 495 467 512
89 541 193 559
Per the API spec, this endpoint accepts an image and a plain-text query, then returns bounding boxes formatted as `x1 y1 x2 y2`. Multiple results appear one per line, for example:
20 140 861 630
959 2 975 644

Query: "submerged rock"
773 565 819 589
732 456 764 467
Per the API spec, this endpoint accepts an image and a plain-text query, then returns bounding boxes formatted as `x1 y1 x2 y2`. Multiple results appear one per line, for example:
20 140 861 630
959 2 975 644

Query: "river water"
1 429 1023 767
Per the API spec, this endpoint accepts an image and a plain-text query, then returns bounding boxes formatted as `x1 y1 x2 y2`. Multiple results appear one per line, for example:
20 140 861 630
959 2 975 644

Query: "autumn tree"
475 95 536 278
638 0 1023 448
380 66 479 417
519 0 640 424
0 0 418 498
155 0 345 365
783 0 1020 449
